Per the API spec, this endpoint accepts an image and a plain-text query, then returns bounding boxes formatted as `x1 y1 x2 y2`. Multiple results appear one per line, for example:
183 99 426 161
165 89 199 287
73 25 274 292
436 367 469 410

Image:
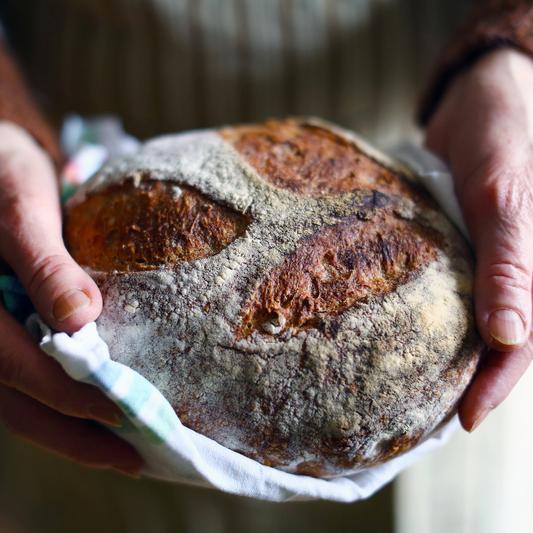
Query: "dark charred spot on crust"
239 211 441 337
64 175 251 272
220 118 425 199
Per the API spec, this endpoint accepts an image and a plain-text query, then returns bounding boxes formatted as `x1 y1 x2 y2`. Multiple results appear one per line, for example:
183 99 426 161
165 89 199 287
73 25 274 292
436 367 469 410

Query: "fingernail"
53 289 91 321
488 309 526 346
468 407 491 432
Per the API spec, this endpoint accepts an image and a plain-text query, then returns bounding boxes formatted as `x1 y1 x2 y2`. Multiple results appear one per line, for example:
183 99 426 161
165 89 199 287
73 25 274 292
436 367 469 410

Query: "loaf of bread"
64 117 483 478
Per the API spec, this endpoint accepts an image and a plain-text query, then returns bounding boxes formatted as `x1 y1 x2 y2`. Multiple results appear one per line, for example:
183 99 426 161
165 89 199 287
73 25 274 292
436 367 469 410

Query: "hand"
0 121 142 476
426 49 533 431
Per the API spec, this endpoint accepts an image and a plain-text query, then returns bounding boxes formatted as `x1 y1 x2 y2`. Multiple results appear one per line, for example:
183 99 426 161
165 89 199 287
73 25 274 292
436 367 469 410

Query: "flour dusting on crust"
66 118 483 478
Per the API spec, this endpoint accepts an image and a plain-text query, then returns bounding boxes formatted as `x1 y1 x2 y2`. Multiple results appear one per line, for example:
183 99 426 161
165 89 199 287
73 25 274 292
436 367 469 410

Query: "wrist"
0 121 58 202
0 120 55 170
428 47 533 141
465 47 533 85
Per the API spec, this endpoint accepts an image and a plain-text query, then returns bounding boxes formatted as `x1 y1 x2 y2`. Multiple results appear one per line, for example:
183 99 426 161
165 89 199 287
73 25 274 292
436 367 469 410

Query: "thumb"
0 123 101 333
462 170 533 351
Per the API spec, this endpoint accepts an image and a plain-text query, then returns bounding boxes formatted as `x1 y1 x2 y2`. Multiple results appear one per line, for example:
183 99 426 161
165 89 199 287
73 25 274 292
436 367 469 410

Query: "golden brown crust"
220 118 423 199
64 174 251 272
239 205 441 338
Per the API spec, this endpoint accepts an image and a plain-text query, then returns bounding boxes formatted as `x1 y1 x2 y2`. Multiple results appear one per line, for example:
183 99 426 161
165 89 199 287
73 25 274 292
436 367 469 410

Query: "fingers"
0 305 122 427
0 384 143 477
452 152 533 431
0 122 101 333
475 237 532 351
459 337 532 431
458 156 533 351
0 126 142 479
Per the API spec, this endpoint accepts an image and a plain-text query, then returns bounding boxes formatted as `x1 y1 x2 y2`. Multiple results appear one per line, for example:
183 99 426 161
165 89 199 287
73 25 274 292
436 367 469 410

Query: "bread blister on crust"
64 117 484 478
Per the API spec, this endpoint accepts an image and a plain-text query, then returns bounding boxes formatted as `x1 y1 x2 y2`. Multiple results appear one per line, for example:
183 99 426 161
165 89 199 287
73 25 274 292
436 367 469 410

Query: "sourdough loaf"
64 118 484 478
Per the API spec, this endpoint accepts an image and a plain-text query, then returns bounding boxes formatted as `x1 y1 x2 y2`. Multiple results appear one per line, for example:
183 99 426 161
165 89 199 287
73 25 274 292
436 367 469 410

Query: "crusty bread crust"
64 118 483 478
66 176 250 272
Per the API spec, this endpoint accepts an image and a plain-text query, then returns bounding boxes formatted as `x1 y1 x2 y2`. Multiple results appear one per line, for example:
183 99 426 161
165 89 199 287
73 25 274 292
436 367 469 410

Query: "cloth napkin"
0 117 470 503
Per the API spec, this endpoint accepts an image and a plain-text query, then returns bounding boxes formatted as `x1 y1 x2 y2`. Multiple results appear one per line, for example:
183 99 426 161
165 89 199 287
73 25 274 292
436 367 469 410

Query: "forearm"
0 42 62 168
418 0 533 125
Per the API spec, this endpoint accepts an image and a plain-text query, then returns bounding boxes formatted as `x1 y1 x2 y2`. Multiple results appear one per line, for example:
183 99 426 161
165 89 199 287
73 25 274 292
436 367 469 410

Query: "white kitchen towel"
31 119 470 503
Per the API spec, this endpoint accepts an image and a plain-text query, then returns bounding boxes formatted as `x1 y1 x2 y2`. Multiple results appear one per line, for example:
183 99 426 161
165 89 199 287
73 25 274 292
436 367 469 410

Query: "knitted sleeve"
418 0 533 125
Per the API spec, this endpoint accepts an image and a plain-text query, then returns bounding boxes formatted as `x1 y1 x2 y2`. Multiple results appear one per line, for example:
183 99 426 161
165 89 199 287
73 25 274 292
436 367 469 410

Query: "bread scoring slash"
64 118 484 478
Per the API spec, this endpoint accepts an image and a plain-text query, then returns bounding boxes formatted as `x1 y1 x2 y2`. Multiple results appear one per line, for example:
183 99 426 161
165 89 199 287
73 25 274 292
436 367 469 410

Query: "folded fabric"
0 117 471 502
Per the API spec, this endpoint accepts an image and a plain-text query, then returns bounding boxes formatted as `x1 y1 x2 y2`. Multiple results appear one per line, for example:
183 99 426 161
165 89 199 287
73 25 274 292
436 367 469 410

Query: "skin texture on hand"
0 121 143 477
426 48 533 432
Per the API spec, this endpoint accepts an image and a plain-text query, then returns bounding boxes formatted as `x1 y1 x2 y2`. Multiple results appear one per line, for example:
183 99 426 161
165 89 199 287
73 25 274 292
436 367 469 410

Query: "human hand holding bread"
0 121 143 477
426 49 533 432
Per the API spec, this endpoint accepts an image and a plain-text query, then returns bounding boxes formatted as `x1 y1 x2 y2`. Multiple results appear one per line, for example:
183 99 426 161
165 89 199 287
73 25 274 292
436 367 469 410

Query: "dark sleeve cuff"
417 1 533 126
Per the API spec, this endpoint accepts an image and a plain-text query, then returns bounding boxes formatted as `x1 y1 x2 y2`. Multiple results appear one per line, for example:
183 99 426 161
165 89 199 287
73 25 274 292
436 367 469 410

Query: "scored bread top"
64 118 483 477
66 178 251 272
219 120 420 197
